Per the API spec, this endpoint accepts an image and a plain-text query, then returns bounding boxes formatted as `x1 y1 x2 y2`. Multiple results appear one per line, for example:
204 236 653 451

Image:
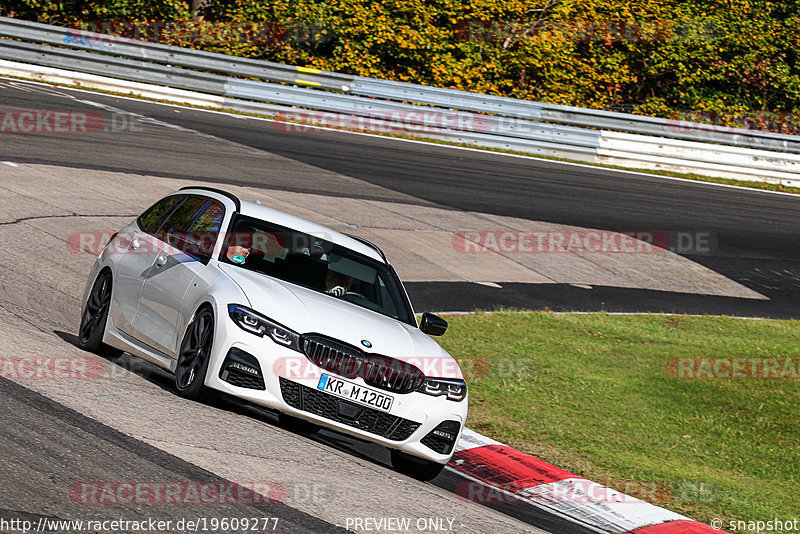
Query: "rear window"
137 196 181 234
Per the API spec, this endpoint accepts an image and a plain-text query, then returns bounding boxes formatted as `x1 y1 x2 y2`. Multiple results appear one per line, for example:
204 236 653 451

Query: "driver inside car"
226 229 286 265
226 232 252 264
324 270 353 297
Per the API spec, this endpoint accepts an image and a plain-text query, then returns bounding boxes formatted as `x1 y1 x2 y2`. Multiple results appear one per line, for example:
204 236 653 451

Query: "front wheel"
175 308 214 400
77 270 123 358
390 450 446 482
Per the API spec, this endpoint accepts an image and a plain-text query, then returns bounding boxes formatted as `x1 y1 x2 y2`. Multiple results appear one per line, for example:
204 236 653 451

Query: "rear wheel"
278 413 321 434
78 270 123 358
175 308 214 400
390 450 446 482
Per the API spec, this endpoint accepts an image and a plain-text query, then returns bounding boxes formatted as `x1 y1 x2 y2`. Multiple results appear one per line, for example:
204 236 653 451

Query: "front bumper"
204 318 467 463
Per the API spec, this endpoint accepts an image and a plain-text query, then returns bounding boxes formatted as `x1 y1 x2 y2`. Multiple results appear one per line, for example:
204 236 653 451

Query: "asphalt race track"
0 378 345 534
3 79 799 318
1 77 799 533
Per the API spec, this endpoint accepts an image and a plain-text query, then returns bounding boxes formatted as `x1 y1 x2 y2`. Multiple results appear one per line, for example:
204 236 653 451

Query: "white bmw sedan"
78 186 467 480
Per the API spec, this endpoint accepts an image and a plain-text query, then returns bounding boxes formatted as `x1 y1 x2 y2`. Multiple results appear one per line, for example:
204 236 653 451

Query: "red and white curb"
448 429 727 533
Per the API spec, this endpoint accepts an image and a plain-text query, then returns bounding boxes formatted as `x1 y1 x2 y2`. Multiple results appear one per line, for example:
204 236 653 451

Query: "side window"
137 196 182 234
186 201 225 258
161 197 225 262
188 201 224 236
157 196 208 241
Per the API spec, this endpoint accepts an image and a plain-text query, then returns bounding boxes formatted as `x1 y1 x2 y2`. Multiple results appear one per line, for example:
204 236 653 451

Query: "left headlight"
419 378 467 402
228 304 302 352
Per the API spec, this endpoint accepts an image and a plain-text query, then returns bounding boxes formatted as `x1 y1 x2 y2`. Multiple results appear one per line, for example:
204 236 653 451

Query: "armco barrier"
349 76 800 154
598 130 800 183
0 16 353 91
0 41 604 162
0 15 799 181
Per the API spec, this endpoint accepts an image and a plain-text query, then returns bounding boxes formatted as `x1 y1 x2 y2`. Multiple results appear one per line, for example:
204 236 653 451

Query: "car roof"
176 188 386 264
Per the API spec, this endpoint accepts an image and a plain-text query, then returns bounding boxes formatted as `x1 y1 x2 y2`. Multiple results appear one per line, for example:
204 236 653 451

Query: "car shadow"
55 328 400 472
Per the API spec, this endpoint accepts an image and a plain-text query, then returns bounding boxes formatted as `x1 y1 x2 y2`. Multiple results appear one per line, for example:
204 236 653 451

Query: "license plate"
317 374 394 412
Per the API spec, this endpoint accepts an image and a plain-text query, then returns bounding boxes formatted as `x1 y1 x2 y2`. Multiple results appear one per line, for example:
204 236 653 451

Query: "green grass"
438 311 800 528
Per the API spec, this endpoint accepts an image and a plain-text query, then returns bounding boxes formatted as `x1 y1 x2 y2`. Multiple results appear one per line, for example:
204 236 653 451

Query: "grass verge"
437 311 799 527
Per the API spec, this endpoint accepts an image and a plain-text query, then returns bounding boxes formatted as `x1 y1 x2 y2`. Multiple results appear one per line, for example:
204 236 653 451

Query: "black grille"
302 335 424 394
303 336 363 379
421 420 461 455
362 355 424 394
279 378 420 441
223 369 266 390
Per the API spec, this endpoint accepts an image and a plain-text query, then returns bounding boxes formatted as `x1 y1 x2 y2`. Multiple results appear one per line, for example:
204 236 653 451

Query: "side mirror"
419 312 448 336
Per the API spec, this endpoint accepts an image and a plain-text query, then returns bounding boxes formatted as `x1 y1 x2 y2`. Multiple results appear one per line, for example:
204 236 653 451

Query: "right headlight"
228 304 302 352
419 378 467 402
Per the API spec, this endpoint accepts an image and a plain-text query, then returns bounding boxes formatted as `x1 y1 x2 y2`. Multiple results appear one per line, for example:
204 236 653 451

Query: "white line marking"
2 161 19 167
3 76 797 200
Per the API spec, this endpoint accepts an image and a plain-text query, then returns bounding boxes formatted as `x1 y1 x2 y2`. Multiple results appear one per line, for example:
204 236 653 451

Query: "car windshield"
220 214 415 325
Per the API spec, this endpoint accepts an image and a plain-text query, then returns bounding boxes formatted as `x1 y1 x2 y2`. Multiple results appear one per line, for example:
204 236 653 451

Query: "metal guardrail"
0 15 799 183
2 16 797 155
349 77 800 154
0 17 353 91
0 37 603 155
0 39 228 94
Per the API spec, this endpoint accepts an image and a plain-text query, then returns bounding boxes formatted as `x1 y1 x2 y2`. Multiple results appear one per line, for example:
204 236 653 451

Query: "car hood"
219 264 462 379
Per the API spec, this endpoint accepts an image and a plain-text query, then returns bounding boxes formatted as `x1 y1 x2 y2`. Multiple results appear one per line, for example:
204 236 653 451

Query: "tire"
175 307 214 400
278 413 320 434
78 270 123 359
390 450 446 482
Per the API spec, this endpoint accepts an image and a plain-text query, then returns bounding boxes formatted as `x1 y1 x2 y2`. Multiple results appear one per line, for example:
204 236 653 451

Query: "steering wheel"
344 291 368 300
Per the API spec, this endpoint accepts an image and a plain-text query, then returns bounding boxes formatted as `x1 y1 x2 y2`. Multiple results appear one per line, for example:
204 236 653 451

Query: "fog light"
421 420 461 455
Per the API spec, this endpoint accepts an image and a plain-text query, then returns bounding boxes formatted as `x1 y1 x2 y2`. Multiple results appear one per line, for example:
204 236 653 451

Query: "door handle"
131 238 142 250
155 255 167 268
